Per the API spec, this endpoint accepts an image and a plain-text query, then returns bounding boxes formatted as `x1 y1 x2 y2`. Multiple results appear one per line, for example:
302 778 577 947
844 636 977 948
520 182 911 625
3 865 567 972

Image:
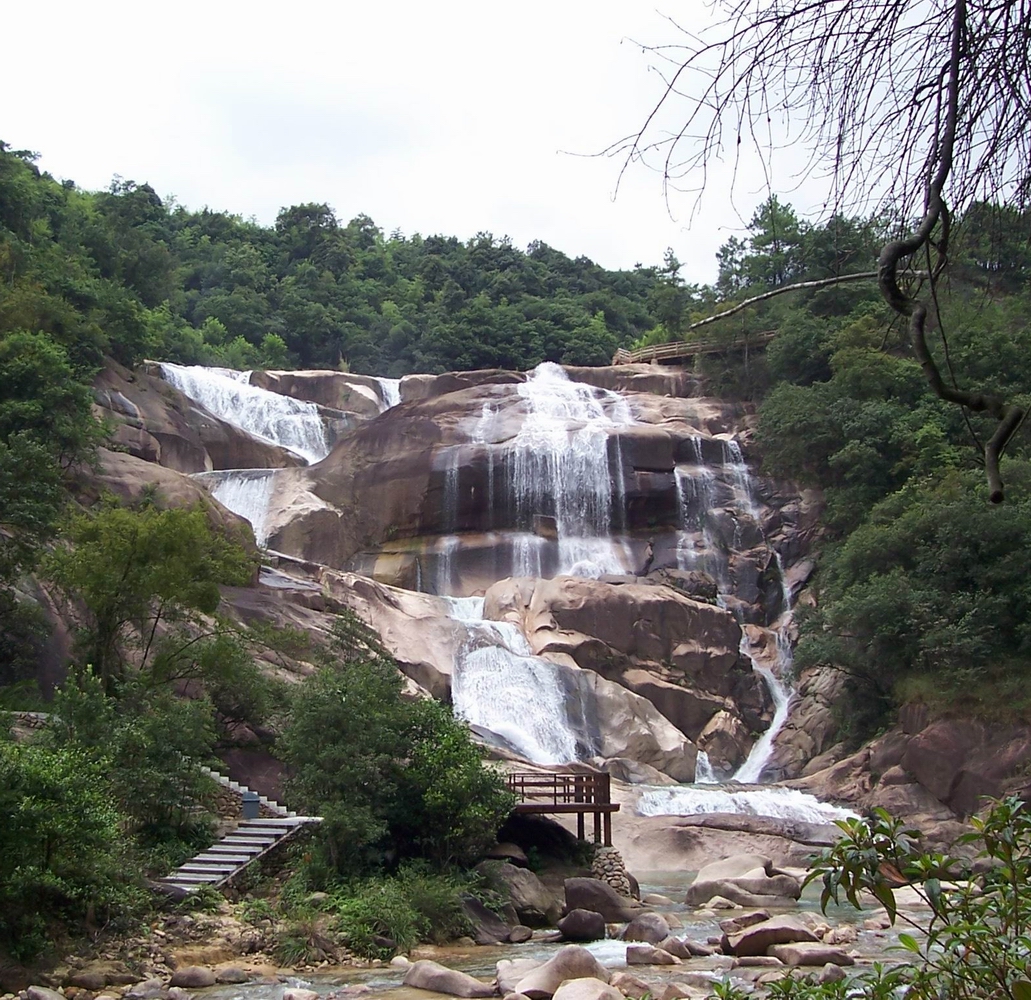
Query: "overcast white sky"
3 1 825 283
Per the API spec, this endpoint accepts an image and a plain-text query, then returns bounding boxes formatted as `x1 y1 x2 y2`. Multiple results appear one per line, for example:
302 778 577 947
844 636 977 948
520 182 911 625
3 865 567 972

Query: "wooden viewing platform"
612 330 777 367
507 771 619 846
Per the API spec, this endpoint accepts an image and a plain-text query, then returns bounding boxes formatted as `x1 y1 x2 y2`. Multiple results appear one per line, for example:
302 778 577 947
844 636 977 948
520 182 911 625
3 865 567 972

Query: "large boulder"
557 909 607 942
489 862 562 926
403 960 495 997
168 968 216 989
626 945 681 966
622 913 671 944
462 895 513 945
685 854 802 907
721 915 818 957
565 877 643 922
514 945 611 999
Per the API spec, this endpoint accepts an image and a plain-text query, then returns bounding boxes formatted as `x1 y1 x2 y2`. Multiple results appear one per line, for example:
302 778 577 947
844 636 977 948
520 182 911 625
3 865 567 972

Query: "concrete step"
206 842 266 855
219 835 280 847
192 853 254 865
167 872 223 884
178 863 238 875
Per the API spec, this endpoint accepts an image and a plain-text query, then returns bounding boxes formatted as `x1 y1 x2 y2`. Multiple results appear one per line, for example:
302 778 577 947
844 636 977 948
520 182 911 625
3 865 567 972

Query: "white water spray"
193 469 277 547
510 363 632 578
160 363 329 463
443 597 593 765
375 377 402 410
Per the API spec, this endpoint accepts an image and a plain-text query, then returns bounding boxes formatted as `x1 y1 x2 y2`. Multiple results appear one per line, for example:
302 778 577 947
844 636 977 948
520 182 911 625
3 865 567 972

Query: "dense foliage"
0 141 666 378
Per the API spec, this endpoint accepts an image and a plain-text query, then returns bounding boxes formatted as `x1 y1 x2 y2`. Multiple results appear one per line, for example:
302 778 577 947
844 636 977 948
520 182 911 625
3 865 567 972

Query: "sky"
3 1 826 284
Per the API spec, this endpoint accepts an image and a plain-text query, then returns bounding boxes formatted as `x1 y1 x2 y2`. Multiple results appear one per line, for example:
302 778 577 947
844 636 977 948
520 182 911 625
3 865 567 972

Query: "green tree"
0 739 135 958
281 616 515 876
44 502 254 692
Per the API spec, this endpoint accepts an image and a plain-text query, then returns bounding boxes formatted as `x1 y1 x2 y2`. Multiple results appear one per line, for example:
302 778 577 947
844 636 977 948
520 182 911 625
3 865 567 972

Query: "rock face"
789 713 1031 847
485 575 769 763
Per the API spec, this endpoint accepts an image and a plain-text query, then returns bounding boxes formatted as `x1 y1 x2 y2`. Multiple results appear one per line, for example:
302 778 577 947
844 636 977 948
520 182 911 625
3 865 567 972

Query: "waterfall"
160 363 330 464
193 469 276 547
375 377 402 410
509 362 632 578
443 597 594 765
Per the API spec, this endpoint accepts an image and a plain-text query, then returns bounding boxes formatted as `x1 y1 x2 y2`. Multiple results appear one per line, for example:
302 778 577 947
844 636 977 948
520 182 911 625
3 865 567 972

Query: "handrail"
612 330 777 366
506 770 611 806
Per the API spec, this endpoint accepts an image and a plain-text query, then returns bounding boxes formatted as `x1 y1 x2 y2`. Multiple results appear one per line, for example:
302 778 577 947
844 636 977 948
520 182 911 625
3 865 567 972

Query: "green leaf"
1012 980 1031 1000
897 932 920 953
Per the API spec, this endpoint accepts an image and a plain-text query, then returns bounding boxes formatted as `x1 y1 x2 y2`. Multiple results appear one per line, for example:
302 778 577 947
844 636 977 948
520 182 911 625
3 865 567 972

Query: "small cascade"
732 650 793 783
694 751 719 784
435 535 460 596
472 401 498 529
637 784 858 824
160 363 329 463
375 377 402 410
722 438 762 522
443 597 594 765
509 362 632 578
193 469 276 547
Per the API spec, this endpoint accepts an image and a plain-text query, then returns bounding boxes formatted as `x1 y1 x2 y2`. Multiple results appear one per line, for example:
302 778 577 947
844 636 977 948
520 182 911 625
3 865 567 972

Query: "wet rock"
557 909 606 942
513 945 611 998
564 878 642 922
767 943 855 967
550 978 623 1000
462 895 513 945
622 913 670 944
608 972 651 999
403 960 495 998
167 989 192 1000
625 945 680 966
509 925 534 944
722 915 818 957
732 956 784 968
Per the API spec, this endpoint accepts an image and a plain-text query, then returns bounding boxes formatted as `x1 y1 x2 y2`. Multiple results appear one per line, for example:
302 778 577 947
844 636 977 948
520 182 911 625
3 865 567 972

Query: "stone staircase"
158 768 321 894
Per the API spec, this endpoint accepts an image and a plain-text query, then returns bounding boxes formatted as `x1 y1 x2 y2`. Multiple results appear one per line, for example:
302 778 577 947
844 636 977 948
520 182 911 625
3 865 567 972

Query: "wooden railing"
507 771 618 845
612 329 777 366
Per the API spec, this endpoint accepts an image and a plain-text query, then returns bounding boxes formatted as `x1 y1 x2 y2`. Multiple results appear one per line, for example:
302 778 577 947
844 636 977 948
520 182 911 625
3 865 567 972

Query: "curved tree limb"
877 0 1024 502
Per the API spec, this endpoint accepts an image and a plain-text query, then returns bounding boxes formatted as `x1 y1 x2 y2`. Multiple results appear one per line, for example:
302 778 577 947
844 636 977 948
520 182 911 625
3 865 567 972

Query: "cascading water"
509 362 632 578
444 597 595 765
375 377 402 410
160 363 330 464
637 784 858 824
193 469 277 547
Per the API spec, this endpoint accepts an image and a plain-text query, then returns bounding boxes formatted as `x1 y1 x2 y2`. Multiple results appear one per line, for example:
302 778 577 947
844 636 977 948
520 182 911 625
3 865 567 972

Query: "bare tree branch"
615 0 1031 499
